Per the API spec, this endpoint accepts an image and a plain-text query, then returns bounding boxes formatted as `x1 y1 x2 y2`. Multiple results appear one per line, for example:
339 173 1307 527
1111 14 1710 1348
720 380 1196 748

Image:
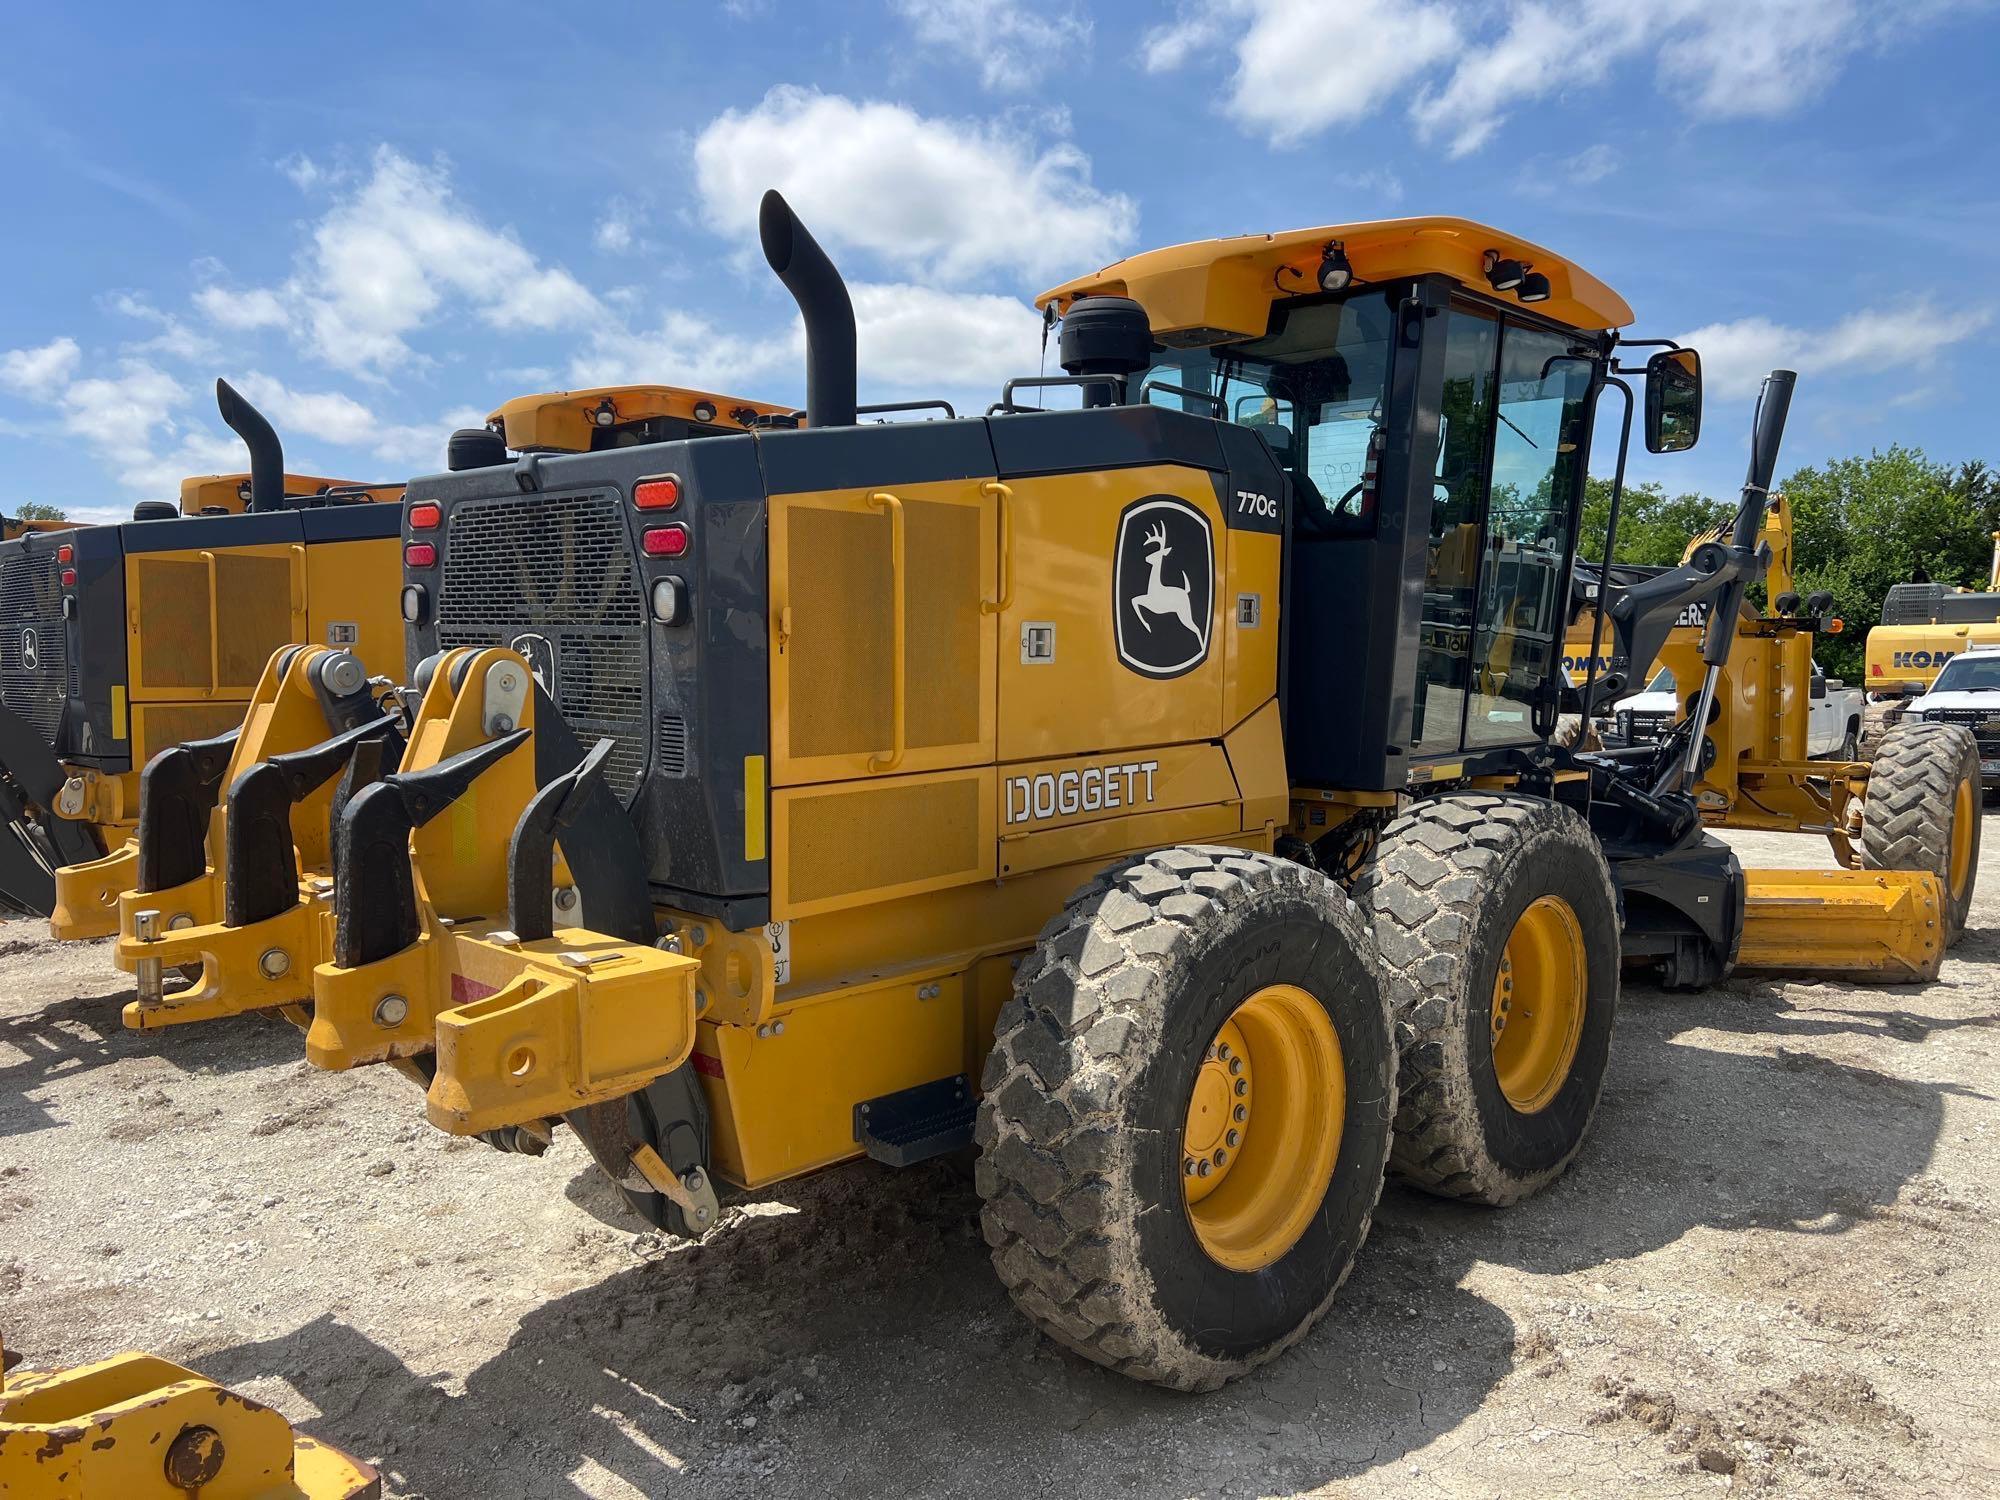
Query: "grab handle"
981 481 1013 616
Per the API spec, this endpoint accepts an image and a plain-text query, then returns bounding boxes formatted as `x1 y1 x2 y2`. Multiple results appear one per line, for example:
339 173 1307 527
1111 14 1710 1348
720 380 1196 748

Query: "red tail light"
60 567 77 587
404 542 438 568
408 501 442 530
634 476 681 511
642 524 690 558
56 543 73 563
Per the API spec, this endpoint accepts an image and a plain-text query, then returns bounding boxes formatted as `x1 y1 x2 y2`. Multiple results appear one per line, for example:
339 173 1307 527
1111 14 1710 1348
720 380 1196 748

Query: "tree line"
1577 447 2000 683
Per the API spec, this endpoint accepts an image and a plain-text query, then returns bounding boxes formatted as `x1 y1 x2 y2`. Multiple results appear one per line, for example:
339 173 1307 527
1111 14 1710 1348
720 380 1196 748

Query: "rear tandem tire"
1861 718 1981 945
1355 793 1620 1208
975 846 1395 1391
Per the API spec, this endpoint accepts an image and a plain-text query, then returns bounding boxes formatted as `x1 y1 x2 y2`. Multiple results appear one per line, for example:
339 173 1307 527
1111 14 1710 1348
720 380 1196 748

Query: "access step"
854 1073 976 1167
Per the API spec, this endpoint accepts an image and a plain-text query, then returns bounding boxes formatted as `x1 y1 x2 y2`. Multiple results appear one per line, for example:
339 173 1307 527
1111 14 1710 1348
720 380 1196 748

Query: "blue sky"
2 0 1996 524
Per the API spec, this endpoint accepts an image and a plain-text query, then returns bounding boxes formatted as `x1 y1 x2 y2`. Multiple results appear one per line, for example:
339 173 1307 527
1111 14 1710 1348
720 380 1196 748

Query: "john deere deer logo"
1113 496 1213 679
19 628 37 672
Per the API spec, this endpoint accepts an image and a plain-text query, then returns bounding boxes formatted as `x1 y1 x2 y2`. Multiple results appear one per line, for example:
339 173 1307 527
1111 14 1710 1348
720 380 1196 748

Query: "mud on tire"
1861 718 1981 945
1355 793 1619 1208
975 846 1395 1392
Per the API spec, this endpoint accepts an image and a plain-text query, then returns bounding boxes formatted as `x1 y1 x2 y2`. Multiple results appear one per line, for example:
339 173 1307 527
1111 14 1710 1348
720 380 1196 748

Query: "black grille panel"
1925 707 2000 747
657 715 688 778
435 491 649 800
0 548 67 741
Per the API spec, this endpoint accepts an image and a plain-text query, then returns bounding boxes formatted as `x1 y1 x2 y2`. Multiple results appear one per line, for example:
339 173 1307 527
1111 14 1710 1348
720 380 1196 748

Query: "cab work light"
405 542 438 568
634 476 681 510
408 501 442 530
642 524 690 558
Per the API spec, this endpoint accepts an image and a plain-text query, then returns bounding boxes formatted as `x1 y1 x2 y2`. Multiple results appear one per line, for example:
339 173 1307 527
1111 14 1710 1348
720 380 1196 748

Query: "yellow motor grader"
1 1332 376 1498
88 196 1976 1396
1 381 406 926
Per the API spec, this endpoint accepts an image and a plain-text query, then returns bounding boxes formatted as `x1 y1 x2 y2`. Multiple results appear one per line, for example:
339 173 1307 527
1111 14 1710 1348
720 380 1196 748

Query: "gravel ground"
3 821 1997 1499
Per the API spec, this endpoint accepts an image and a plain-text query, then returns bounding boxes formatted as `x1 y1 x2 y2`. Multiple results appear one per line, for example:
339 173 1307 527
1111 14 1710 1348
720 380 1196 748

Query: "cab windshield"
1138 290 1398 534
1930 654 2000 693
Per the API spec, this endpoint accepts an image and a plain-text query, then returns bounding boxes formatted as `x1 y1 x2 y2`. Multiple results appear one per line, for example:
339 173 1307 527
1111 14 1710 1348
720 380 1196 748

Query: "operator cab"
1041 218 1701 793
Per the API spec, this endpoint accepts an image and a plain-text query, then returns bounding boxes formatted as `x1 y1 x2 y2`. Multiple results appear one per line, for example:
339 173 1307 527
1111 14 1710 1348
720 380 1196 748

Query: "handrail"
200 551 221 696
981 481 1013 616
867 492 907 772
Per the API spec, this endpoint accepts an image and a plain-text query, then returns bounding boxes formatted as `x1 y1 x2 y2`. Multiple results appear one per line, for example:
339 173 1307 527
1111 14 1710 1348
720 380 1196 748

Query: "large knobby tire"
1861 718 1981 945
975 847 1395 1391
1356 794 1619 1207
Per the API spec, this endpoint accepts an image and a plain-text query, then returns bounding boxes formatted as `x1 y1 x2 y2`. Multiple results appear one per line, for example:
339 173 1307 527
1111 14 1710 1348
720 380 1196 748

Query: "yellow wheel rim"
1489 895 1587 1115
1949 777 1975 901
1181 983 1345 1272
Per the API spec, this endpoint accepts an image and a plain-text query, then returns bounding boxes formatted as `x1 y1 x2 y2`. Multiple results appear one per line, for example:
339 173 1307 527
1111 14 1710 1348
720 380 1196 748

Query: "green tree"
12 501 66 521
1576 477 1729 565
1782 445 1983 682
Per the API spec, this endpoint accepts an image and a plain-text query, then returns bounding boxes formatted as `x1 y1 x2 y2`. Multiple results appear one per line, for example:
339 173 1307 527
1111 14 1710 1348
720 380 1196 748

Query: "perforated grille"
657 715 689 778
0 546 67 740
435 490 650 800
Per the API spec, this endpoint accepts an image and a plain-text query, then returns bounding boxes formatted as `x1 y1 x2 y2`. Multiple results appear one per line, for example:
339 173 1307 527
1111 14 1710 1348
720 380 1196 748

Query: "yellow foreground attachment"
1738 868 1944 983
0 1341 376 1499
109 645 361 1030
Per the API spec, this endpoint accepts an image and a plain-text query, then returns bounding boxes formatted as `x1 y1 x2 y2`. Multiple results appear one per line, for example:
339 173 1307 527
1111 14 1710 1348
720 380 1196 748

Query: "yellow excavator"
1860 531 2000 753
76 198 1976 1406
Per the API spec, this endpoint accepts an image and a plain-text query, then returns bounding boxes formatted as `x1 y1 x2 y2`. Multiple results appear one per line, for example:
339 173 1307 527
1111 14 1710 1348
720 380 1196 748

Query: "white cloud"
195 147 605 373
567 311 792 395
594 201 640 254
1145 0 1460 146
692 87 1135 285
891 0 1091 91
279 153 323 191
106 293 217 362
846 283 1044 391
1146 0 1976 155
1680 301 1993 400
194 284 291 331
0 337 81 396
230 373 379 447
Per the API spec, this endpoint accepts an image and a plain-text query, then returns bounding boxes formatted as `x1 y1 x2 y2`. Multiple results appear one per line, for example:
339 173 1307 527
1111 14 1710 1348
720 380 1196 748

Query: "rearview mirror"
1644 348 1702 454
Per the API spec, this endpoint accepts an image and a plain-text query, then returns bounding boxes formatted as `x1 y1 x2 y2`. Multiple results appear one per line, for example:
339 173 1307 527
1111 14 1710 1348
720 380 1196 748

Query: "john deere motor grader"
0 380 406 925
65 385 786 1029
113 196 1974 1393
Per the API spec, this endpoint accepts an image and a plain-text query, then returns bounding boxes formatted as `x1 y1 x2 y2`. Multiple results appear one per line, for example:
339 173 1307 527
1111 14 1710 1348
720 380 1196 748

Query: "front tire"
1356 794 1619 1207
1861 719 1981 944
976 847 1394 1391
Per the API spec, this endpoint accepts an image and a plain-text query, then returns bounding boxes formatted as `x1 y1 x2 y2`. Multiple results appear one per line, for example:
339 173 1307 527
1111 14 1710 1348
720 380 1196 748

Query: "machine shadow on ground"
0 956 294 1139
188 966 1960 1500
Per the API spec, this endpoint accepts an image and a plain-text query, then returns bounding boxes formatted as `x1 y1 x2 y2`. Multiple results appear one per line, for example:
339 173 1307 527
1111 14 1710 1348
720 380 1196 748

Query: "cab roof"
1038 216 1633 345
487 384 793 452
177 473 402 515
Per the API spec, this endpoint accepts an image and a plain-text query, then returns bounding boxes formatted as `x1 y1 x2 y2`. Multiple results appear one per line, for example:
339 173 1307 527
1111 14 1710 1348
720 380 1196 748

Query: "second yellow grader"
99 195 1975 1391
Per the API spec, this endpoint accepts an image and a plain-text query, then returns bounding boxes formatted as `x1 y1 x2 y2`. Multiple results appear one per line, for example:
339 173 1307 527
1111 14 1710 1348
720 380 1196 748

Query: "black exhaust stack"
215 378 284 513
759 190 856 429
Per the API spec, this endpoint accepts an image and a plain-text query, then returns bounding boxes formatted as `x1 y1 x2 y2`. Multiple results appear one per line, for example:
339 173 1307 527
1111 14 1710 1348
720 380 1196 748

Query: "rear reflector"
408 501 442 530
404 542 438 568
634 476 681 510
642 524 690 558
56 543 73 563
402 584 428 623
60 567 77 587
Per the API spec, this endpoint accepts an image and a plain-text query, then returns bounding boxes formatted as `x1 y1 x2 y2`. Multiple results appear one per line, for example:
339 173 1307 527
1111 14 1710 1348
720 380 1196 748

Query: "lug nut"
1233 1103 1247 1122
1226 1128 1240 1147
1183 1157 1199 1176
373 994 410 1027
1213 1149 1227 1167
1216 1043 1232 1062
1228 1056 1243 1075
1196 1159 1212 1178
1234 1078 1249 1097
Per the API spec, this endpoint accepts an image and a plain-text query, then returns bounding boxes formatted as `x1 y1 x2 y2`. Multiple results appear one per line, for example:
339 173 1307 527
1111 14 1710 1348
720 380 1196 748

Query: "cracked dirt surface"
2 820 1996 1498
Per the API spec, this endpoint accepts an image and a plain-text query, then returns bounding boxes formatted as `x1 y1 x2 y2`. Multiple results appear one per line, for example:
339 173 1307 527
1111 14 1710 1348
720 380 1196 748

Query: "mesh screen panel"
0 548 67 739
435 490 649 801
134 558 214 690
784 775 982 907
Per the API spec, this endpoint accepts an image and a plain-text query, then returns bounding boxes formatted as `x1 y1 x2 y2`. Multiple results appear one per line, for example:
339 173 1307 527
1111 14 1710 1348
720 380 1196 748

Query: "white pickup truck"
1610 661 1864 758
